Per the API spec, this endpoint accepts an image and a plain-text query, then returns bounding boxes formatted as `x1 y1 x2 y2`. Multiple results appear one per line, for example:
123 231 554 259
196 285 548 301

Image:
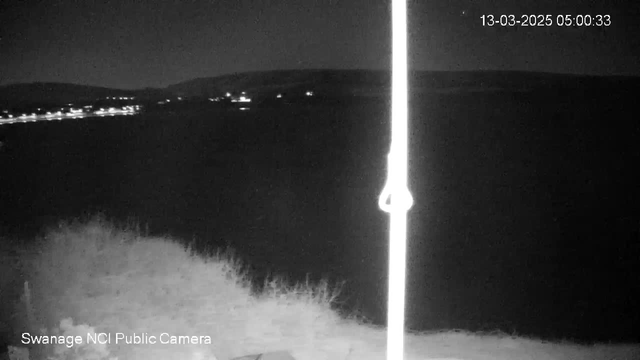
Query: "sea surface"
1 89 638 343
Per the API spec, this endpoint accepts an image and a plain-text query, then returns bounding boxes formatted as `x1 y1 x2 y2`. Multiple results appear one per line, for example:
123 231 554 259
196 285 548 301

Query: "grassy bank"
1 217 638 360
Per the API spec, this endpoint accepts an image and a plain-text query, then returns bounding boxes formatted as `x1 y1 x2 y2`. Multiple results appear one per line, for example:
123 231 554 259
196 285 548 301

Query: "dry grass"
2 216 638 360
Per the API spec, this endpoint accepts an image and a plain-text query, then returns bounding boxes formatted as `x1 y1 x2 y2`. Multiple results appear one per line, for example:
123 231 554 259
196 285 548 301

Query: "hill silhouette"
166 69 640 98
2 70 639 107
0 82 169 108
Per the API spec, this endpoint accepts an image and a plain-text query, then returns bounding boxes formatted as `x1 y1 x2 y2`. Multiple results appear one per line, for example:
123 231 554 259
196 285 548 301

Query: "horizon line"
1 68 639 92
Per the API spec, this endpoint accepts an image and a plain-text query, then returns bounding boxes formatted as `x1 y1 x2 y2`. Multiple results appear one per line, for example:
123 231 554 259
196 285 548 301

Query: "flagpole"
379 0 413 359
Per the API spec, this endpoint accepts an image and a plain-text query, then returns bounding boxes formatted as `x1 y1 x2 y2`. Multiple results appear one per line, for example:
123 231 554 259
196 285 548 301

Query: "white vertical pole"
379 0 412 359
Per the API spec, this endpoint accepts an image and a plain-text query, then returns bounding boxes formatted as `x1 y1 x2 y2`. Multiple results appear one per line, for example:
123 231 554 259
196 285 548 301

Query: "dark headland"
2 69 639 108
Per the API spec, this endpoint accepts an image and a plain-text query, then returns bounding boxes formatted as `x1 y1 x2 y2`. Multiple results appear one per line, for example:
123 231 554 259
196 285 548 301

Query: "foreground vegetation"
1 217 638 360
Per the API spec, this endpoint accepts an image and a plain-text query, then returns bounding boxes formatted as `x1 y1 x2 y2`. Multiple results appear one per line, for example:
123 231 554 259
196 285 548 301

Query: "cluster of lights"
0 109 13 120
225 91 252 103
0 105 142 125
156 97 184 104
94 106 138 115
106 96 135 100
231 96 251 103
274 90 313 99
157 97 185 105
164 90 317 107
45 111 64 117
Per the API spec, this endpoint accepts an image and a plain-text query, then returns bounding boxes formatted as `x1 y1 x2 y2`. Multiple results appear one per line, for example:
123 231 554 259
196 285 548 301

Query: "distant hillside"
0 82 169 107
167 69 391 98
2 70 639 107
167 69 640 99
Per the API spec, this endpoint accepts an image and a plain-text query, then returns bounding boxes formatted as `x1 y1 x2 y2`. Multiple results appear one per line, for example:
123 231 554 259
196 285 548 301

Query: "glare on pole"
378 0 413 360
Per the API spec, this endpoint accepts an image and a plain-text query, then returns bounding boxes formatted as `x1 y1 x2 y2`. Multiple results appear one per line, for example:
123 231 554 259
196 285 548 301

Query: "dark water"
1 91 639 343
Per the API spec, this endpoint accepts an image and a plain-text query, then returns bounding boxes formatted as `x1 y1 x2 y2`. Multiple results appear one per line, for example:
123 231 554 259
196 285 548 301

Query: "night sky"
1 0 639 89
